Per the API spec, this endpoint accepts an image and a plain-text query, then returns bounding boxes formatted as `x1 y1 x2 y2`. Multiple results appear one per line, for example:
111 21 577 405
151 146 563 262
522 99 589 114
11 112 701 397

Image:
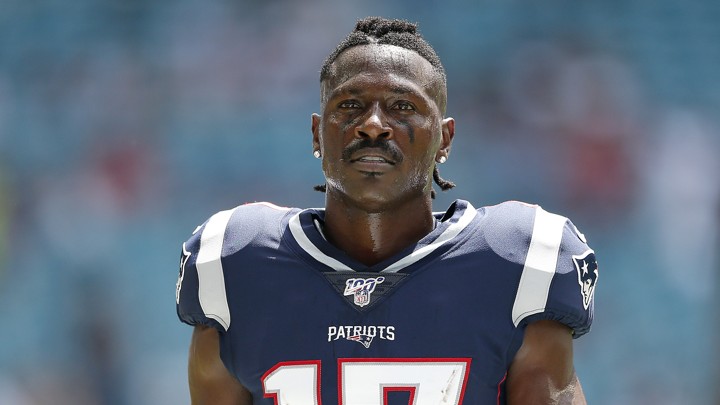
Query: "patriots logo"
176 243 191 304
344 277 385 307
347 334 374 349
573 250 598 310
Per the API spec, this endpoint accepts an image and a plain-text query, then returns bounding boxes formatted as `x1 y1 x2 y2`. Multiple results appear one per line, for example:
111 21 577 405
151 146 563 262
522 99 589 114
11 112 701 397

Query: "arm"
506 320 586 405
188 325 253 405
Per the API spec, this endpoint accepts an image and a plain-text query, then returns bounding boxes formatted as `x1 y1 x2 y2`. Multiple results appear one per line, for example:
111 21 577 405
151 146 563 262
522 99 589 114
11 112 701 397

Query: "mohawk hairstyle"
319 17 446 87
315 17 455 198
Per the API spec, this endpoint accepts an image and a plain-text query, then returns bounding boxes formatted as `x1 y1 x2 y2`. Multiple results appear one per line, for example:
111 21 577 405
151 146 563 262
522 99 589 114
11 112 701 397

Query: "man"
176 17 598 404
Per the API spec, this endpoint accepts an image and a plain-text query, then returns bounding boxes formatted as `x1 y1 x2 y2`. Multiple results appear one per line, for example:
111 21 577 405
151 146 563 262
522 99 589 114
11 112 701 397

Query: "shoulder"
471 200 598 337
477 201 560 262
183 201 299 258
176 202 300 331
475 200 590 261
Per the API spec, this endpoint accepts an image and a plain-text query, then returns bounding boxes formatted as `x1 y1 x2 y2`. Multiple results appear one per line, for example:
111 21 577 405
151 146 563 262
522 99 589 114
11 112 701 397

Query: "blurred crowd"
0 1 718 404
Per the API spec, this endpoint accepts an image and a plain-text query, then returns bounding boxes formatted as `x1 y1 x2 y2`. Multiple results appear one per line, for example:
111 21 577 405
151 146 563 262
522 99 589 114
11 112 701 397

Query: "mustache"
341 138 404 163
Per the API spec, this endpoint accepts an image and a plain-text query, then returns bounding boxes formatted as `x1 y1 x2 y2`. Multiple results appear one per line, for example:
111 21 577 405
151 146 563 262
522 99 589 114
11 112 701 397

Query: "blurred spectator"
500 40 645 224
0 169 8 281
642 109 719 301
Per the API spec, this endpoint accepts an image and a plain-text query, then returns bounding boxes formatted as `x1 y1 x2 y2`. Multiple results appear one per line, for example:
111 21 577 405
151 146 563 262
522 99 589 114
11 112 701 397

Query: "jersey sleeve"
551 219 597 337
175 217 228 332
175 206 241 333
512 206 598 338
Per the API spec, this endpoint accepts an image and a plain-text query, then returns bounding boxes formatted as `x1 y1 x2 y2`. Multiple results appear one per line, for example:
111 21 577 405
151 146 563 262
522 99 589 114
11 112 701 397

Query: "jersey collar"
287 200 477 273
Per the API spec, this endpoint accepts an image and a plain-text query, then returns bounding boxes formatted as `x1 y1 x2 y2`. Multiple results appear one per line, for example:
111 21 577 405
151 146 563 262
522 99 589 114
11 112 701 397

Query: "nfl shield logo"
344 277 385 307
355 289 370 306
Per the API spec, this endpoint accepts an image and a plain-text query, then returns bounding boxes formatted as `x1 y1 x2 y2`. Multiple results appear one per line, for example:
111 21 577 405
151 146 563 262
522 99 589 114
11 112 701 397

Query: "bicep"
506 320 586 405
188 325 253 405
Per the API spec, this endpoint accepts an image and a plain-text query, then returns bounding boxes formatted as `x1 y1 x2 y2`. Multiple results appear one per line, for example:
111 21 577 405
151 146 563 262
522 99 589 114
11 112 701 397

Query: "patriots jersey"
176 200 598 405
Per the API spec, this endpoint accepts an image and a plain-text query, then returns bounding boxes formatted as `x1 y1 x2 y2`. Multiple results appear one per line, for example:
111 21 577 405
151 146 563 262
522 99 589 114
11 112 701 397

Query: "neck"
322 192 436 267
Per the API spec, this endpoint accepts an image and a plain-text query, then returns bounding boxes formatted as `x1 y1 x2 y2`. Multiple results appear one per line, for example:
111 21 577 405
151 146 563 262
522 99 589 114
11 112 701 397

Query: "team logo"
344 276 385 307
573 250 598 310
348 334 375 349
328 325 395 349
176 243 191 304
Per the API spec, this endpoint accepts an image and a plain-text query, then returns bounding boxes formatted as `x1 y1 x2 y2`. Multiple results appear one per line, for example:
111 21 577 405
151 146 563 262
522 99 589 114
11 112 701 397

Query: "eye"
338 100 361 109
392 101 416 111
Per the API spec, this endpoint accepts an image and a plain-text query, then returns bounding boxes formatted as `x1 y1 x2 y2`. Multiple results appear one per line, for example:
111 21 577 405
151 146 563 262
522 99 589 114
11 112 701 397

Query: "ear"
437 117 455 160
311 113 321 152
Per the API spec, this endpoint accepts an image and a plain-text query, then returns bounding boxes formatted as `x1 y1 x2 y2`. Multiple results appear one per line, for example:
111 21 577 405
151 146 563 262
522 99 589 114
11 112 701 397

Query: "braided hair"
320 17 447 113
315 17 456 198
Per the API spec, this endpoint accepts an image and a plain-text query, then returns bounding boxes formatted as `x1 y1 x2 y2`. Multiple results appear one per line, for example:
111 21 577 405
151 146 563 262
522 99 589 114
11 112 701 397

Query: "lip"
349 155 395 173
350 160 394 174
349 149 396 165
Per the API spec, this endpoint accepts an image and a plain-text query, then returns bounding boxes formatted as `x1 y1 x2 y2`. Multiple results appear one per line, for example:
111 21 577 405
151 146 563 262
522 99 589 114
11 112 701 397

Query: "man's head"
312 17 455 211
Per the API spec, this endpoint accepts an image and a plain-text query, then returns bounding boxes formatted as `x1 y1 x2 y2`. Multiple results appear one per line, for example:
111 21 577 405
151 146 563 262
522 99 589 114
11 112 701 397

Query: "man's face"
312 44 454 212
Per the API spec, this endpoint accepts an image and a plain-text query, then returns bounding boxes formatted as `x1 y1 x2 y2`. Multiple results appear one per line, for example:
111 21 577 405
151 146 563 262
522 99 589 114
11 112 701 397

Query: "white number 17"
262 358 471 405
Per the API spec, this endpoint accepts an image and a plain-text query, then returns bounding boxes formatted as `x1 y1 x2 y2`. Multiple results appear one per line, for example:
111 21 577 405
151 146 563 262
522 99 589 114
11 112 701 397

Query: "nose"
355 103 392 141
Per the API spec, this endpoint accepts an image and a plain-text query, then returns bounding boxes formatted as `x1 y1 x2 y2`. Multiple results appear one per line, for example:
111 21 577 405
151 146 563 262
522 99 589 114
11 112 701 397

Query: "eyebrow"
335 84 418 98
390 86 413 95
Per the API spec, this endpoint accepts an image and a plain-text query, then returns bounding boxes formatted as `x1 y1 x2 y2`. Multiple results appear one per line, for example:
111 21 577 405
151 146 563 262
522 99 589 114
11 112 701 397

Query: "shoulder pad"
482 201 597 337
175 202 296 332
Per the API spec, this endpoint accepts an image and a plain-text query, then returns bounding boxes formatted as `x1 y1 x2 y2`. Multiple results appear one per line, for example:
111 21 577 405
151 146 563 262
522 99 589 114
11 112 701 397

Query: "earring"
313 150 321 159
437 155 447 164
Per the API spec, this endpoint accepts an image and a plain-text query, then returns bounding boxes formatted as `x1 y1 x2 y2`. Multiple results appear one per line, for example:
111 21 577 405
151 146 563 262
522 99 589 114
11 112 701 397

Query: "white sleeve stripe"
511 206 567 326
196 208 237 331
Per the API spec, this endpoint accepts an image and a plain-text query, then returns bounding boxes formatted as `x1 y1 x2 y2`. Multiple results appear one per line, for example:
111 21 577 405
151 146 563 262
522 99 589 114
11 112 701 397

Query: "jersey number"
262 358 471 405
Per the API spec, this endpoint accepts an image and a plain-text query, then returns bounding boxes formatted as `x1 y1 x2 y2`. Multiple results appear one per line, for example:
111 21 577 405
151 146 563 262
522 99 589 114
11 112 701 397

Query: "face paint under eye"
394 118 415 143
341 114 362 135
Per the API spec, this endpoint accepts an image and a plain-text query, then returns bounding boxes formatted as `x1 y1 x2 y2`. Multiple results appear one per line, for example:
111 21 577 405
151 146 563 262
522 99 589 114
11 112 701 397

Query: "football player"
177 17 598 405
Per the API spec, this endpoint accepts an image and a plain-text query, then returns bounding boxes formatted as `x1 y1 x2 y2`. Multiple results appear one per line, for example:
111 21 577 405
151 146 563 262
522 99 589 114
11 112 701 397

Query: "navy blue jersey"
176 200 598 405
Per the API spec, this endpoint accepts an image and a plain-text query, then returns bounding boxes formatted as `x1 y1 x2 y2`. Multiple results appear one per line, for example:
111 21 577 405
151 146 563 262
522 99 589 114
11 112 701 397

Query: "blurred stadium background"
0 0 718 404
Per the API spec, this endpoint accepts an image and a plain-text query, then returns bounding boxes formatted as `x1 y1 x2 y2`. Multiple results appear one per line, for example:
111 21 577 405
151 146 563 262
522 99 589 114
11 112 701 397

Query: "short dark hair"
320 17 446 86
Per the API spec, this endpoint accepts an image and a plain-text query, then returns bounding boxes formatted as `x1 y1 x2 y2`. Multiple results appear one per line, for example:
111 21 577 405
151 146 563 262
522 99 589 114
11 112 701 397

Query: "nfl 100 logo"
343 276 385 307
